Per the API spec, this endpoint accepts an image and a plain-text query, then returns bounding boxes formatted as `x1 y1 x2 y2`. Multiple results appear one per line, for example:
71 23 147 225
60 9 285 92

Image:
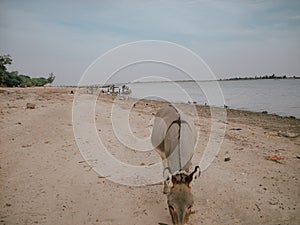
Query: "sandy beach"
0 87 299 225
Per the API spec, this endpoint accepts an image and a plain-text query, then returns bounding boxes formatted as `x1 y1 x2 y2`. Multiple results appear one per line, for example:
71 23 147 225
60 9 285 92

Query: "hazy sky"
0 0 299 85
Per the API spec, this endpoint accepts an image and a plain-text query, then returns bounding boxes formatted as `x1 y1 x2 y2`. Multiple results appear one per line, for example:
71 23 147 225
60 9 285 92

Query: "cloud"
0 0 299 84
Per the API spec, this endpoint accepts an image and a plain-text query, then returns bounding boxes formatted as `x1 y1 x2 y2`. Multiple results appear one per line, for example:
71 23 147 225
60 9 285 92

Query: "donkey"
151 105 200 225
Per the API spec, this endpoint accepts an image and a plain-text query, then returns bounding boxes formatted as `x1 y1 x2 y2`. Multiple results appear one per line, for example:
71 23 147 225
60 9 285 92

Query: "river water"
127 79 300 118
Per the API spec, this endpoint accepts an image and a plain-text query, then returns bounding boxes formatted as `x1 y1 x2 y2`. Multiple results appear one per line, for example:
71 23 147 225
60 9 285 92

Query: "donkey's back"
151 105 196 174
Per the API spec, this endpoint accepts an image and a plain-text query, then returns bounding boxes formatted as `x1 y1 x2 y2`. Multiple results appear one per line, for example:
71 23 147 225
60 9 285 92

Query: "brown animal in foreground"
151 105 200 225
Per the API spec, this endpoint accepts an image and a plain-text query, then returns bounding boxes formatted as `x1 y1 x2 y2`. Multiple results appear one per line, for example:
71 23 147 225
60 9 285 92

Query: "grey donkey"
151 105 201 225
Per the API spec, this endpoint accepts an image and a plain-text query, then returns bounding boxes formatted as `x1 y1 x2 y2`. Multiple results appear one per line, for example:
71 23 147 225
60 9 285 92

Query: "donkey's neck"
166 145 190 174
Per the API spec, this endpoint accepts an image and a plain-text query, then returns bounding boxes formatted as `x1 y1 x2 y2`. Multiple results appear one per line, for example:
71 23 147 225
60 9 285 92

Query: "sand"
0 87 299 225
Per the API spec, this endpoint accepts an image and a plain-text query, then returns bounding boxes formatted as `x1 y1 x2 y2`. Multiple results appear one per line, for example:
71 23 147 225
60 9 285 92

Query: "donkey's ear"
186 166 201 187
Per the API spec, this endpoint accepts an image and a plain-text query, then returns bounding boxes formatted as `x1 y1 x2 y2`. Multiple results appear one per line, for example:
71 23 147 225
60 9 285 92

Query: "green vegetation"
219 74 299 81
0 54 55 87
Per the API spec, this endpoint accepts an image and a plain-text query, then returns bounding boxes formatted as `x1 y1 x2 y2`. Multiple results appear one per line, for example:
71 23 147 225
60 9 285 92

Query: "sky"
0 0 300 85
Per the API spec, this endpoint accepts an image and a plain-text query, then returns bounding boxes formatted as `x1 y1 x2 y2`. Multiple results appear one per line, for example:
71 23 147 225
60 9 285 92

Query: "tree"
31 77 48 86
5 71 22 87
0 54 12 85
19 75 32 87
0 53 55 87
0 54 12 71
47 72 55 84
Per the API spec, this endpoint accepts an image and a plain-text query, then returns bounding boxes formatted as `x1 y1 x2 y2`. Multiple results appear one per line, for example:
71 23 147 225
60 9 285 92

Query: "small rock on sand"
26 103 36 109
224 157 231 162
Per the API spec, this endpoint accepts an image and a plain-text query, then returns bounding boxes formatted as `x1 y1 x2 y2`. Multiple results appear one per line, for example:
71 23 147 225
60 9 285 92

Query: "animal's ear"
186 166 201 187
151 117 167 148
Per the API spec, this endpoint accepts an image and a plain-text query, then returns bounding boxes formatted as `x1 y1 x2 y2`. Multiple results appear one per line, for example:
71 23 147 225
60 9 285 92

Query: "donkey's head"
165 166 201 225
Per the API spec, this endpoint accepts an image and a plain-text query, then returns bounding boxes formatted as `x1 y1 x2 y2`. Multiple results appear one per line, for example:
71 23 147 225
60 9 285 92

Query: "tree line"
219 74 299 81
0 54 55 87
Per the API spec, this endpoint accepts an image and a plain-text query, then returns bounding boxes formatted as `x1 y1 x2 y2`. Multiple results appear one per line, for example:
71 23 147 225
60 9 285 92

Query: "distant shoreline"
128 95 299 120
124 76 300 84
219 75 300 81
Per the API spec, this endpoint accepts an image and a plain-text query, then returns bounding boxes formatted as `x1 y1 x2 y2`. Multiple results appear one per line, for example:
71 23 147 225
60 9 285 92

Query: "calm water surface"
128 79 300 118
